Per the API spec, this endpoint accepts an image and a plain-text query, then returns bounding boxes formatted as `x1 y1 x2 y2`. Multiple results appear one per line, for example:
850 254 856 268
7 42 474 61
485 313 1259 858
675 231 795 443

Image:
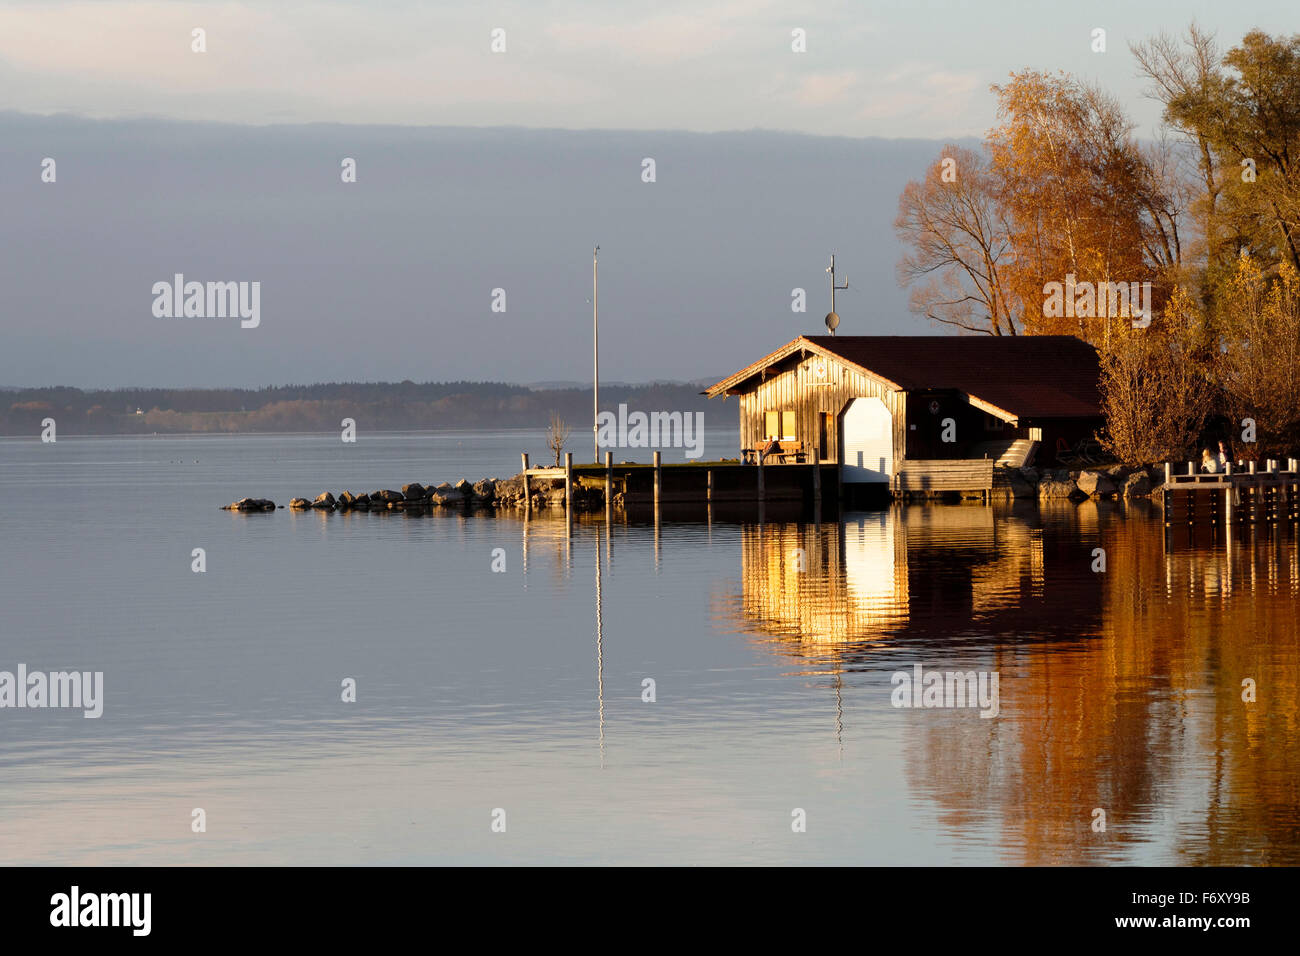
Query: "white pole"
593 245 599 463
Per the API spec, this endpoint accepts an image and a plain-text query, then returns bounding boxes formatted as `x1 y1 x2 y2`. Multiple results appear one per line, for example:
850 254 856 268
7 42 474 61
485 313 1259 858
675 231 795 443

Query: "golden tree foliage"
1214 32 1300 274
988 72 1161 342
1097 286 1214 464
1213 256 1300 455
892 28 1300 460
1135 27 1300 288
896 71 1179 341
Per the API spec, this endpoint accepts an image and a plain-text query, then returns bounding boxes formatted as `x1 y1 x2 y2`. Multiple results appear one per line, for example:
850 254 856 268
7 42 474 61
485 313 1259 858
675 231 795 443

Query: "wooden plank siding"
734 355 907 466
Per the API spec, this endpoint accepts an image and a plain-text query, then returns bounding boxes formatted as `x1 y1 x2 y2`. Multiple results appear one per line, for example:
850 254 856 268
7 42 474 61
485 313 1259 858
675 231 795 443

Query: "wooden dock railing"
1162 458 1300 526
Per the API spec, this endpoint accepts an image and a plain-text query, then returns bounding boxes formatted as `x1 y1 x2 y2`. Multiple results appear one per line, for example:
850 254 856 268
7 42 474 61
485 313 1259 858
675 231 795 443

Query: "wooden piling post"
1263 461 1270 521
521 453 531 512
1170 460 1180 528
1267 460 1276 522
1284 460 1294 520
651 454 662 569
812 448 821 509
1284 460 1291 521
1285 461 1291 521
565 452 573 513
1248 460 1257 522
604 451 613 514
653 451 661 512
706 468 713 503
1223 460 1232 525
757 451 765 503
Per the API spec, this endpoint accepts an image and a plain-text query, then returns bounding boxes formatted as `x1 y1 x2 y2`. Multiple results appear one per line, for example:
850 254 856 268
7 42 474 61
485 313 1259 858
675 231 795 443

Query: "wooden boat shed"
705 335 1103 498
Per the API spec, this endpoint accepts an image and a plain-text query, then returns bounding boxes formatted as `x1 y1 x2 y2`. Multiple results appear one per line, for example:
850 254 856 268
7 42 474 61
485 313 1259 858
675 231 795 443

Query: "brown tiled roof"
707 335 1101 420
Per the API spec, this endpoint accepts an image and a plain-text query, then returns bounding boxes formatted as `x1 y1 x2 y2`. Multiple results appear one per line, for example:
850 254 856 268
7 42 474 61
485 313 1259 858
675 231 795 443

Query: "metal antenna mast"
825 254 848 336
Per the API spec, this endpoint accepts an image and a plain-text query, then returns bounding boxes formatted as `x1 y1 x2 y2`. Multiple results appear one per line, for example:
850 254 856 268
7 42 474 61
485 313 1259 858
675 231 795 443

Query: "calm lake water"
1 430 1297 865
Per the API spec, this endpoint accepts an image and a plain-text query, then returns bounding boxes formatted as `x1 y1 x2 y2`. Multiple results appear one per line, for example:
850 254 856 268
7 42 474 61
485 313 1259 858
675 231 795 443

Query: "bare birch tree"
546 413 570 467
895 146 1018 335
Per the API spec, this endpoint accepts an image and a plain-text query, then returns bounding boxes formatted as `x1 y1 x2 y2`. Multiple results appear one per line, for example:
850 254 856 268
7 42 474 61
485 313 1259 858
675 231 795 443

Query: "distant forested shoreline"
0 381 718 436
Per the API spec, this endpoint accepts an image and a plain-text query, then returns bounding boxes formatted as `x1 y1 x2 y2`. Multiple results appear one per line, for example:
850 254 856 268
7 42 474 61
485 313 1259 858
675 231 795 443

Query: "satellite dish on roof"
825 311 840 335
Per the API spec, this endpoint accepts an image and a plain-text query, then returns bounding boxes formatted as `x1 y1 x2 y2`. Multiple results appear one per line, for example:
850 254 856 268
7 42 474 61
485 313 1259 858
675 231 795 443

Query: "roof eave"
963 393 1020 424
705 336 905 397
704 337 807 397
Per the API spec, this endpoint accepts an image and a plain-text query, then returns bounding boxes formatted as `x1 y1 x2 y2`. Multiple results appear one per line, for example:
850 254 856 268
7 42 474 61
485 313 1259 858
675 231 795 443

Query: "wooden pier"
1161 458 1300 528
517 442 1015 531
521 448 839 520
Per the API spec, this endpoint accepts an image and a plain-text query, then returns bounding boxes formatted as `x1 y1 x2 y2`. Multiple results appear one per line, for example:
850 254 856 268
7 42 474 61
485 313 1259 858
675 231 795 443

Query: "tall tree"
894 147 1018 335
987 72 1160 343
1214 254 1300 456
1215 30 1300 273
1097 285 1213 464
1135 27 1300 280
1131 24 1226 278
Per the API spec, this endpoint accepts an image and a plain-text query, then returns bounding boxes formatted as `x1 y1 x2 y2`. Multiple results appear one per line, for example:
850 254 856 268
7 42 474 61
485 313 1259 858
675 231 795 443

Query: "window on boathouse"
763 411 796 441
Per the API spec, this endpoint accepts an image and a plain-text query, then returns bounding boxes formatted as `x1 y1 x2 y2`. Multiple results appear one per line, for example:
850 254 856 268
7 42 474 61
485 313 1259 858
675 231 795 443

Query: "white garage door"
841 397 893 483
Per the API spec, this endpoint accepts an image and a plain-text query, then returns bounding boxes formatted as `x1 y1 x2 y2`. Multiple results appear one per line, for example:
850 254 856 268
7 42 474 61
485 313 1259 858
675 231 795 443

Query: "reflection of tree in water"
721 503 1300 864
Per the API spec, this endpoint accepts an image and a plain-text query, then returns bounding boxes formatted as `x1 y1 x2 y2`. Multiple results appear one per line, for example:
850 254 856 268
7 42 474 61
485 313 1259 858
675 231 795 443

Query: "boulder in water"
223 497 276 512
1123 471 1152 497
1076 470 1116 497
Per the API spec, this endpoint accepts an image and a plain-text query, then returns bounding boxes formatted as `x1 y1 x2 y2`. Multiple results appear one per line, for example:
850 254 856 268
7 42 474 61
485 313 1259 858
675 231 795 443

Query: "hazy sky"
0 1 1294 387
1 0 1294 138
0 117 948 386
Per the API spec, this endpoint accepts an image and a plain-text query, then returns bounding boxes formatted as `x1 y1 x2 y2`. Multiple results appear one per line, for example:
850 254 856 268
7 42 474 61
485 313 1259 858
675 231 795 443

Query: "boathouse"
705 335 1102 498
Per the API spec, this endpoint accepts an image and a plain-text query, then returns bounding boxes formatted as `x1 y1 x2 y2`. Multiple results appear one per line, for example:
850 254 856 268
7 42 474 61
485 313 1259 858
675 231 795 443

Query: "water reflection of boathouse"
726 503 1300 864
733 505 1099 651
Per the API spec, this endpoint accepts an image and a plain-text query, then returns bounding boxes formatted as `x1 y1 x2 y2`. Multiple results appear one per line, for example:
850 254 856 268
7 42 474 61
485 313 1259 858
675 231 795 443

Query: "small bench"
744 441 805 464
775 440 804 463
